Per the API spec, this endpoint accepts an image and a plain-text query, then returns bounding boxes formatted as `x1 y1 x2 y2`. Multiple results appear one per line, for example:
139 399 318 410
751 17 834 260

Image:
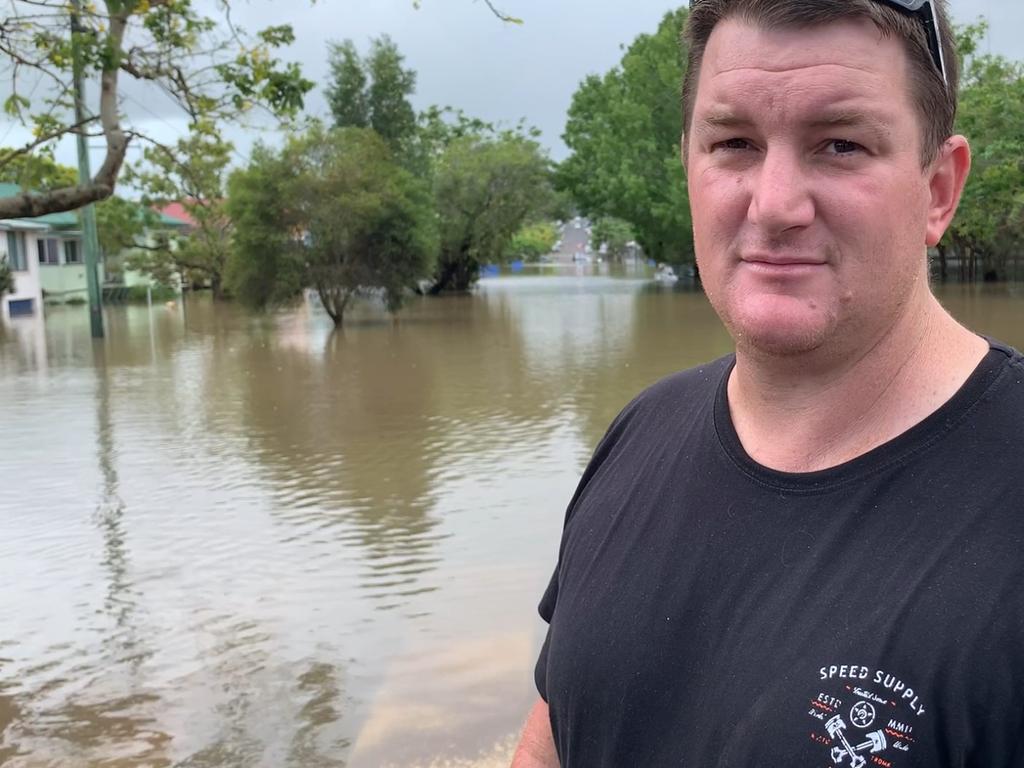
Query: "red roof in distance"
154 202 198 229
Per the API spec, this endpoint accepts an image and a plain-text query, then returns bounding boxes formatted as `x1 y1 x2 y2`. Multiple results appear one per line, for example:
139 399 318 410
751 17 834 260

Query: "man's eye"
827 139 861 155
715 138 752 151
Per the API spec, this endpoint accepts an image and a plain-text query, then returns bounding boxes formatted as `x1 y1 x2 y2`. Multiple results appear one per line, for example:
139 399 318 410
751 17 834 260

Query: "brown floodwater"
2 272 1023 767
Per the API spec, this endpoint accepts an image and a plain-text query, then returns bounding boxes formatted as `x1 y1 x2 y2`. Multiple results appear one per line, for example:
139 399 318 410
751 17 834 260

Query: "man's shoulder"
975 339 1024 414
591 354 732 458
630 354 733 412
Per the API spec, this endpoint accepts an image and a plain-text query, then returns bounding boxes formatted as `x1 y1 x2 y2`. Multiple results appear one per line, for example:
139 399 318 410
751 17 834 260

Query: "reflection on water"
2 275 1022 766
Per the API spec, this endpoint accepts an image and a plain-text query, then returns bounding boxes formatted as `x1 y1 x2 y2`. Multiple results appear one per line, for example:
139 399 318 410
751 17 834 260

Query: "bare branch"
481 0 522 23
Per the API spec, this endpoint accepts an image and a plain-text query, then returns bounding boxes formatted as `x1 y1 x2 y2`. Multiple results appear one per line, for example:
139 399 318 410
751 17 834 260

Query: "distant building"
152 202 197 232
0 212 47 319
1 182 90 313
0 183 196 317
103 207 190 294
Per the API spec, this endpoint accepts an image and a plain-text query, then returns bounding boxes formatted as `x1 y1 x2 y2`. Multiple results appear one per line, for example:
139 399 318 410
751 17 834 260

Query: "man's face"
686 17 936 358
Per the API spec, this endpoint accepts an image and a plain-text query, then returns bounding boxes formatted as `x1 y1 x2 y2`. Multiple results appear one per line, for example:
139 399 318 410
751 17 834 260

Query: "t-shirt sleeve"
531 392 643 702
534 567 559 701
530 368 697 702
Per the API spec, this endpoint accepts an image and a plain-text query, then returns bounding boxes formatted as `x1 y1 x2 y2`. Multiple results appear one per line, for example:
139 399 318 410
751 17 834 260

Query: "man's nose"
746 148 815 235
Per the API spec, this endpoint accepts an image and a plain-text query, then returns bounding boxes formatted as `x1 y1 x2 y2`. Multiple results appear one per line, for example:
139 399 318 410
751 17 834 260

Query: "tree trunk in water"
452 259 478 291
211 273 224 301
317 285 347 327
428 260 458 295
429 248 477 293
935 243 948 283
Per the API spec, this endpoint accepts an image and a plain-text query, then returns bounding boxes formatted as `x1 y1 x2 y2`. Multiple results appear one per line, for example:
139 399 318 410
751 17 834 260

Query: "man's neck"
726 294 989 473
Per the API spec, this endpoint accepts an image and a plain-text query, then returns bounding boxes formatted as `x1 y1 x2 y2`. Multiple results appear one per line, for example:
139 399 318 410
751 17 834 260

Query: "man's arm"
510 698 559 767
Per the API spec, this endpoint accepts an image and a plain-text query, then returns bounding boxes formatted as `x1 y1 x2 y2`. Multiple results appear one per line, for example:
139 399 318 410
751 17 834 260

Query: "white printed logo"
807 663 925 766
826 714 886 767
849 701 876 728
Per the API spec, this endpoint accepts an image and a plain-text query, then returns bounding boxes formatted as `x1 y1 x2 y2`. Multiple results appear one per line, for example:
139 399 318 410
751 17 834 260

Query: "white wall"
1 228 44 319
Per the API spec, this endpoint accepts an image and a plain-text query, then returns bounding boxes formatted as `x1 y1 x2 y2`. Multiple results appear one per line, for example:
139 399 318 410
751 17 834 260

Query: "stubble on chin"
711 283 843 362
704 243 848 360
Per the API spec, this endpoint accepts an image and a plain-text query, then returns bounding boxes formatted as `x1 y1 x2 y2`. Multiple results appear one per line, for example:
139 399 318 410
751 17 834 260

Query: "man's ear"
926 135 971 247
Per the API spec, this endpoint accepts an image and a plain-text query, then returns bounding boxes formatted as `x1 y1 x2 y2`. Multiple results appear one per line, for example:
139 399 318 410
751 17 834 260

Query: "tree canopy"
559 8 692 267
945 21 1024 280
123 121 234 297
508 221 557 263
226 125 437 326
326 35 417 154
431 131 553 291
591 216 636 261
0 0 312 219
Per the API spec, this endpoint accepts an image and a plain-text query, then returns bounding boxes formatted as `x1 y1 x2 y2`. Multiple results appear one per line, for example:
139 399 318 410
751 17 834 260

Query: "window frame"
37 237 61 265
4 231 27 272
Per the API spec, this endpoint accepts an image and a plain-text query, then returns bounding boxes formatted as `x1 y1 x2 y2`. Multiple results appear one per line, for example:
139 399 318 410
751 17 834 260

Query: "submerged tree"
227 126 437 326
431 132 552 292
224 144 300 311
0 0 312 219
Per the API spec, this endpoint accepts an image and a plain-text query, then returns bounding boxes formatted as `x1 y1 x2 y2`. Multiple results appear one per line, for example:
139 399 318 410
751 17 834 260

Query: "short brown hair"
680 0 958 166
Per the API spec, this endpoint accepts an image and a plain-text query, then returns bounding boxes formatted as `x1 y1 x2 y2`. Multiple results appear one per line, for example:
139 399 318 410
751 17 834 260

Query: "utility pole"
71 0 104 338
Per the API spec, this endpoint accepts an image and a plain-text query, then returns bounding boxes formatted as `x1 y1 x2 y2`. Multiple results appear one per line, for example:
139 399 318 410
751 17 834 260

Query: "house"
103 208 191 293
153 202 197 232
0 184 193 312
34 209 95 304
0 182 92 310
0 213 47 319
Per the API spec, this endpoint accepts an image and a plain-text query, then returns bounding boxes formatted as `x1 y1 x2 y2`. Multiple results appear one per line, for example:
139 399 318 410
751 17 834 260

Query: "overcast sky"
2 0 1022 177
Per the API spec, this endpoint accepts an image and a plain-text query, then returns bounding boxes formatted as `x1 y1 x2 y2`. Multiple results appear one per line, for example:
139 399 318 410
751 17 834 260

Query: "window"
37 237 60 265
7 298 34 317
5 231 26 272
64 240 80 264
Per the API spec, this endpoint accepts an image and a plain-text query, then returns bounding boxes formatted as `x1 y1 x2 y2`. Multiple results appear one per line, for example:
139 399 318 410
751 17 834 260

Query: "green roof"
157 211 190 228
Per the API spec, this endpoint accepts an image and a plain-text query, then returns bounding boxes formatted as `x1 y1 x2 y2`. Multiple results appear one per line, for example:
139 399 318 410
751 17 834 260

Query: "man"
512 0 1024 765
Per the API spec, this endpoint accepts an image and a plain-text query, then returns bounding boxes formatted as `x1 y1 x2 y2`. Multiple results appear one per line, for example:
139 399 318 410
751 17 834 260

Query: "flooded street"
2 273 1023 767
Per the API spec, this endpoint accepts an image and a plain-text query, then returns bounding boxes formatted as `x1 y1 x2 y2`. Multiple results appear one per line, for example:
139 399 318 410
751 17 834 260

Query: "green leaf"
3 94 30 118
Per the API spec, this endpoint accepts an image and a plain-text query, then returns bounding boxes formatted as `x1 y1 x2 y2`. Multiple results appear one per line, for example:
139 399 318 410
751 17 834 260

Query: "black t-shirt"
536 341 1024 767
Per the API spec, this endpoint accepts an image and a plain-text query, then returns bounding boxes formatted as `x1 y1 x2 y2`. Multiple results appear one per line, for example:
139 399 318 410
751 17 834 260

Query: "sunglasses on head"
875 0 947 86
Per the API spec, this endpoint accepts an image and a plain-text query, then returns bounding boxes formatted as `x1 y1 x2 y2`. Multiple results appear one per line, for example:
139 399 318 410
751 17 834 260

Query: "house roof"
0 218 49 231
155 208 191 229
154 202 197 229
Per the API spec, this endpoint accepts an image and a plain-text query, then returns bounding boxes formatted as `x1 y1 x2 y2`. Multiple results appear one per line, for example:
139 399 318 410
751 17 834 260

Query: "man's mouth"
740 252 826 266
